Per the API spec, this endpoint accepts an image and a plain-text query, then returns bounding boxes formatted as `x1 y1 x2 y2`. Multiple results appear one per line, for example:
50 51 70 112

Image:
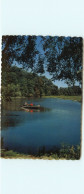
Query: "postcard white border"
0 1 84 194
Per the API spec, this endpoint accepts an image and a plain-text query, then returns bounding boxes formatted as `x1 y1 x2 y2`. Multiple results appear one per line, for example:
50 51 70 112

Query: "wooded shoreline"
2 66 82 101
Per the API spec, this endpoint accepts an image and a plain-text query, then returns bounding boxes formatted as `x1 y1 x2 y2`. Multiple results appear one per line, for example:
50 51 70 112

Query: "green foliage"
2 65 81 101
58 86 81 96
1 145 81 159
43 36 83 86
36 55 45 74
2 36 82 87
2 66 59 100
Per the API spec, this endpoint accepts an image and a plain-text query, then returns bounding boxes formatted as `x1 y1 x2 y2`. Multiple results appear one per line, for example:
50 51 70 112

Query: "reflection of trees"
1 98 27 129
1 137 4 149
1 115 24 129
2 98 25 111
2 98 51 111
1 99 51 130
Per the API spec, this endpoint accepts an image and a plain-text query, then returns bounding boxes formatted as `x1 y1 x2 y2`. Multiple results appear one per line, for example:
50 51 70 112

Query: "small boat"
22 104 40 110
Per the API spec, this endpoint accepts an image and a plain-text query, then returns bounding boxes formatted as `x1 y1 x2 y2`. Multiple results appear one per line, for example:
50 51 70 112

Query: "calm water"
1 98 81 154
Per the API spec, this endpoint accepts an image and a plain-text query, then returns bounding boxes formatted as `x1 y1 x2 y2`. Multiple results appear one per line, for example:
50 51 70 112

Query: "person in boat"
30 103 33 106
24 102 28 106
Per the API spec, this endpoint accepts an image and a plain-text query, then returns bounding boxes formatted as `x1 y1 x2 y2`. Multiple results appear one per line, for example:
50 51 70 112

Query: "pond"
1 98 81 154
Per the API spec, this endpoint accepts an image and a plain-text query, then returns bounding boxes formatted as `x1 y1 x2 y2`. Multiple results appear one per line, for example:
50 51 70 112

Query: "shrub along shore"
1 145 81 160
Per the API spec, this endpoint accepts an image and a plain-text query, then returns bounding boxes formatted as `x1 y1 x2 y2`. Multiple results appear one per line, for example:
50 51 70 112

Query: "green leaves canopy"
2 36 83 86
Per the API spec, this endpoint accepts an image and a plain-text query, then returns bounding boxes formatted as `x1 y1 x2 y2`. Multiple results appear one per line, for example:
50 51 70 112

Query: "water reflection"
1 115 21 129
1 98 81 154
1 98 51 129
21 106 50 112
2 98 28 111
2 98 50 112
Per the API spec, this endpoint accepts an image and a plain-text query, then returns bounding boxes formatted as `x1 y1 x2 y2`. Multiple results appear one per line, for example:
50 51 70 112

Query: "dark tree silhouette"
2 35 83 86
36 54 45 74
2 36 38 70
43 36 83 86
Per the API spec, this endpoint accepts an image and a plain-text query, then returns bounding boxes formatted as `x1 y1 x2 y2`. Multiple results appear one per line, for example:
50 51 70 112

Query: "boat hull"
22 105 40 109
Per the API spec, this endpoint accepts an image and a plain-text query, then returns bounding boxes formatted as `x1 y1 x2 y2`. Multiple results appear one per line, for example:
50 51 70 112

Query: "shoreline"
2 95 82 103
42 95 82 102
1 145 81 160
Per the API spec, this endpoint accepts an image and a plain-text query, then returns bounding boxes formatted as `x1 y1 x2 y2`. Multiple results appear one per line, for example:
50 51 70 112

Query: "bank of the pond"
42 95 82 102
2 95 82 103
1 145 81 160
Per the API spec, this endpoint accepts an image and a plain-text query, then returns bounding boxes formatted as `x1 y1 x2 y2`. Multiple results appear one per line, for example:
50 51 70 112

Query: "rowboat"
22 104 40 109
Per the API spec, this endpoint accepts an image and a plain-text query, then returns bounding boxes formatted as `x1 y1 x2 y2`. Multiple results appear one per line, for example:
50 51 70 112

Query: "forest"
2 65 81 101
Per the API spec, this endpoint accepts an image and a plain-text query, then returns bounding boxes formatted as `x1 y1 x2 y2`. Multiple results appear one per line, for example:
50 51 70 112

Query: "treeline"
2 66 58 100
2 66 81 101
59 86 81 96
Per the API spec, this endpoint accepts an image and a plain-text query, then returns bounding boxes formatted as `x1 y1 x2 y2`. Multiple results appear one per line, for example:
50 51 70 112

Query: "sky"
44 71 79 88
44 71 68 88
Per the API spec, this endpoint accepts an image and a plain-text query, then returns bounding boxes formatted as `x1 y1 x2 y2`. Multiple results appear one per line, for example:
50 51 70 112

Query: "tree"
2 36 83 87
2 66 59 100
36 54 45 74
2 36 38 70
43 36 83 86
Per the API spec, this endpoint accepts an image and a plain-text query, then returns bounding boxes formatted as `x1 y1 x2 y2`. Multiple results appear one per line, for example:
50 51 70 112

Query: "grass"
2 95 82 102
1 145 81 160
42 95 82 102
11 96 26 99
